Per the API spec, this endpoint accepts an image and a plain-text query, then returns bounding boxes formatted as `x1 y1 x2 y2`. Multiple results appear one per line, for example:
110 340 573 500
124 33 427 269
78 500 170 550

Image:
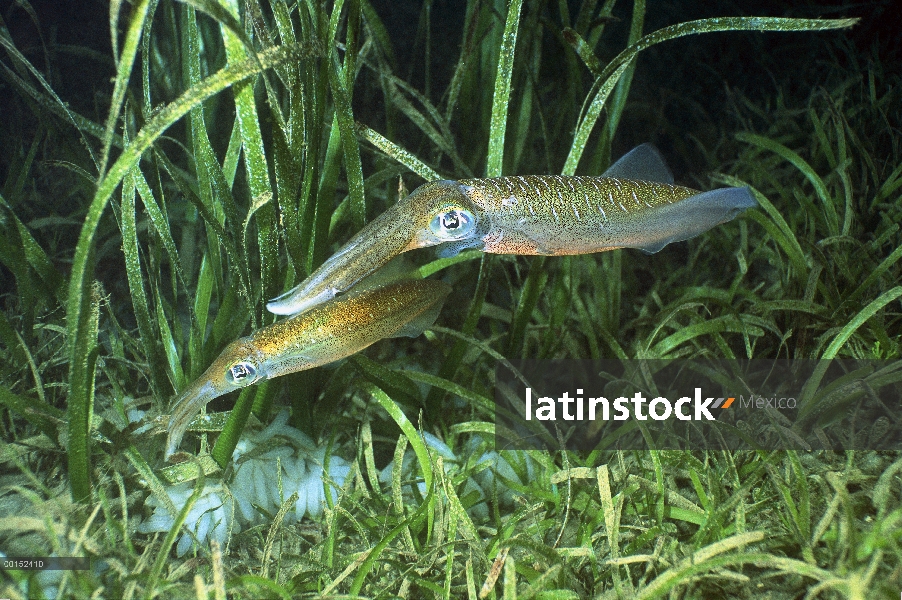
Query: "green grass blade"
485 0 524 177
874 162 902 207
135 0 155 115
822 286 902 360
787 451 811 543
228 575 293 600
443 0 480 122
315 120 343 268
132 167 187 288
121 167 170 398
647 315 764 358
0 214 40 314
377 73 473 177
220 0 277 323
402 369 495 417
68 281 100 501
844 244 902 306
799 286 902 416
327 0 348 42
360 0 397 69
154 290 185 392
416 249 483 278
272 117 305 275
563 16 859 175
210 382 271 468
190 254 215 376
571 295 601 360
125 445 180 519
328 165 408 238
208 281 250 354
635 549 832 599
0 195 64 303
182 0 256 57
507 15 538 174
222 119 242 187
99 0 151 176
355 122 444 180
5 127 39 198
0 385 60 441
717 174 808 278
598 0 645 167
562 28 603 77
271 0 297 50
183 2 229 294
0 311 29 370
350 355 421 406
736 131 839 237
328 49 367 229
507 258 548 357
366 384 433 501
563 60 631 175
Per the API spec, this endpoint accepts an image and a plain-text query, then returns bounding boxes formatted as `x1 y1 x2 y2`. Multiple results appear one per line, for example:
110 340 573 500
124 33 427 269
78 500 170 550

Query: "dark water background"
4 0 898 167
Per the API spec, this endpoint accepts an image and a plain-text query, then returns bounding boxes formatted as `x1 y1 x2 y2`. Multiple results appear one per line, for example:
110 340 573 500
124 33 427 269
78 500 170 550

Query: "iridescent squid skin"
165 278 451 458
267 144 757 316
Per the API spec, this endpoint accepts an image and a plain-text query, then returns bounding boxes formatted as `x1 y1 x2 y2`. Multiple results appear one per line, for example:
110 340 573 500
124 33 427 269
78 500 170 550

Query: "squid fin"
602 143 674 184
392 286 451 338
632 186 758 254
638 241 668 255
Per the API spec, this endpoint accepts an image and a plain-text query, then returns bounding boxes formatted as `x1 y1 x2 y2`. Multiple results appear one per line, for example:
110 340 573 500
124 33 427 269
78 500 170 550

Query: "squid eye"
225 361 258 386
429 208 476 240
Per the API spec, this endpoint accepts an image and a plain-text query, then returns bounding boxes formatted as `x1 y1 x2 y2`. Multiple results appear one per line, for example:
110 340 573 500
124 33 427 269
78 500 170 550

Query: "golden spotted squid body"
267 144 757 316
166 278 451 458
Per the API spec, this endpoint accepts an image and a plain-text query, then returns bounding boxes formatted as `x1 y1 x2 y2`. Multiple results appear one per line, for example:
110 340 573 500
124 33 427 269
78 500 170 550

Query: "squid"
267 144 757 316
165 278 451 458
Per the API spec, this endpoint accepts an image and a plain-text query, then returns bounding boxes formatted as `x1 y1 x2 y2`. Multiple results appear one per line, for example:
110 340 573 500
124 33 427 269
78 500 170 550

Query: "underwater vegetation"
1 0 900 597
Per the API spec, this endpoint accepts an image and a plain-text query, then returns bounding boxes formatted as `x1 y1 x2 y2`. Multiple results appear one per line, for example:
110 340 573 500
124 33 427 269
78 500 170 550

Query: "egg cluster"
140 413 540 556
138 411 350 556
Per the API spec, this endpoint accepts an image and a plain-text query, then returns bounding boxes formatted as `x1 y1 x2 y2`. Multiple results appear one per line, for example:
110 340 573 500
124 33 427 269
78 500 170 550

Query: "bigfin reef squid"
165 277 451 459
267 144 758 316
